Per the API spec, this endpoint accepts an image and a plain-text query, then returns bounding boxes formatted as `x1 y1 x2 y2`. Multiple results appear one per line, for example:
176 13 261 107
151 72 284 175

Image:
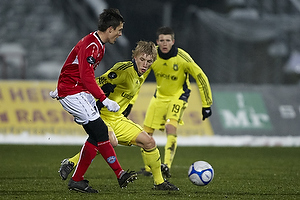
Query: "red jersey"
57 31 106 101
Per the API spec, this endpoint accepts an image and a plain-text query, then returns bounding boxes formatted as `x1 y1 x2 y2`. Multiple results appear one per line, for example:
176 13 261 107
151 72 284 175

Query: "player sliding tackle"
59 41 179 191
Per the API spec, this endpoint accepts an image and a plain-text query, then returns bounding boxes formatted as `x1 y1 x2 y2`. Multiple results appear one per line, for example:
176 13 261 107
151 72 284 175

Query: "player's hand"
101 83 116 96
202 107 212 120
49 88 59 99
102 98 120 112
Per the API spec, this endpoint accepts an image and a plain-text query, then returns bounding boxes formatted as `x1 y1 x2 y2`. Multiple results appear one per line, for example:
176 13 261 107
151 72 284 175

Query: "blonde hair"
132 41 157 62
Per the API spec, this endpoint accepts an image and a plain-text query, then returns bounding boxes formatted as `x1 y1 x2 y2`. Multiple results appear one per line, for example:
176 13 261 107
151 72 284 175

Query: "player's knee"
108 131 118 147
143 136 156 150
165 119 177 134
110 140 118 147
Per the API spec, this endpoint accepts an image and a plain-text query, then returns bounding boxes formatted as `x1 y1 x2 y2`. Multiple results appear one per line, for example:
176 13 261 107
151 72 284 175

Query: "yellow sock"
144 165 151 173
164 134 177 168
141 147 164 185
69 152 80 167
141 148 151 173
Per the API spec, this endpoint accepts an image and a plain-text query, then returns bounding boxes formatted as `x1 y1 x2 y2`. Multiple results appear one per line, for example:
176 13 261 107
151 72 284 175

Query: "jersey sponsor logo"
107 156 116 164
87 56 96 64
121 92 134 100
171 75 178 81
156 73 178 81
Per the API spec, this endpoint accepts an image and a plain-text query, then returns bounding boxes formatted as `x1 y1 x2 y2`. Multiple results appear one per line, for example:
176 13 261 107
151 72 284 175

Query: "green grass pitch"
0 145 299 199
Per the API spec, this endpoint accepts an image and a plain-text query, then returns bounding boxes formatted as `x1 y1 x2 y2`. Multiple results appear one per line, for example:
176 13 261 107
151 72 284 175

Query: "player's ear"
108 26 113 33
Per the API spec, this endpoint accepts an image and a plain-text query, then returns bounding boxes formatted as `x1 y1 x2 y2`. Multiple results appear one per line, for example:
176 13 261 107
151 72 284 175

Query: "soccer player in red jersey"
50 8 137 193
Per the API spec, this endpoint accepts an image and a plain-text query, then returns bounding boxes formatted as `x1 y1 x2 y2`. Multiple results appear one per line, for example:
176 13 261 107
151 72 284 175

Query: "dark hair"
98 8 124 31
156 26 175 40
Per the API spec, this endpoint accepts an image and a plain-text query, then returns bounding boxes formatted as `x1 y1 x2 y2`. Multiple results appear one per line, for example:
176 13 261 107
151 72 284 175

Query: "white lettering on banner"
220 93 270 129
221 109 269 128
237 93 245 108
279 105 296 119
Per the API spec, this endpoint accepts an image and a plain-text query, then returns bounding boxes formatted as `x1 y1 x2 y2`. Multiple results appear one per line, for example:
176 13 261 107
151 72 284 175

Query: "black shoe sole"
119 174 138 188
69 187 98 193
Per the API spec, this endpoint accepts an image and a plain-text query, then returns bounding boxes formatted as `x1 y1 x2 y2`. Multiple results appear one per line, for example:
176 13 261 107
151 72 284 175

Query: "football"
188 161 214 186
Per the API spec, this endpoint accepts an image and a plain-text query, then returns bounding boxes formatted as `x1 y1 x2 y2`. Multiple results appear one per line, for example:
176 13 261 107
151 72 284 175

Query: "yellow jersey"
143 47 213 107
96 60 145 118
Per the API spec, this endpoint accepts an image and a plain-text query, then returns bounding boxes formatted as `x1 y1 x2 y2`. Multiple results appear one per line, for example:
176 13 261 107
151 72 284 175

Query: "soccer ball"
188 161 214 186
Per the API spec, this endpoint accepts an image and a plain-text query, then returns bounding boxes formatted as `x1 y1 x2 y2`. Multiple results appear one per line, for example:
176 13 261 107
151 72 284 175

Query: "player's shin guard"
97 140 124 178
72 141 97 181
164 134 177 169
141 147 164 185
